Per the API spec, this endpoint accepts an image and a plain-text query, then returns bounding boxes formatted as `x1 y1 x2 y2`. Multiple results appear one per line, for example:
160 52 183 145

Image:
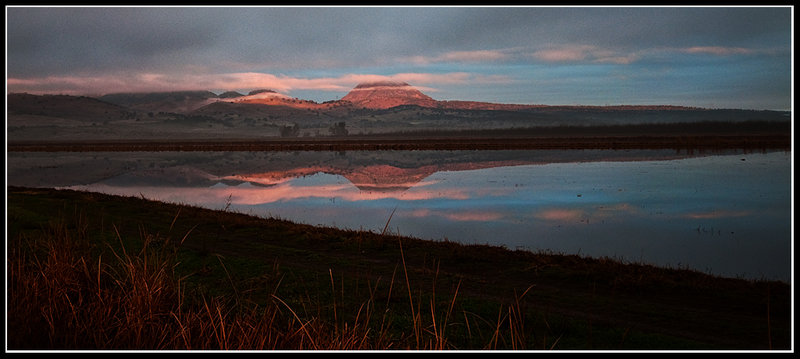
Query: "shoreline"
6 133 791 152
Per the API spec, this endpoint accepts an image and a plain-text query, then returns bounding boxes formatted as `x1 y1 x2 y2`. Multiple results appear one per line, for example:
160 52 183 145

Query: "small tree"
280 123 301 137
329 121 348 136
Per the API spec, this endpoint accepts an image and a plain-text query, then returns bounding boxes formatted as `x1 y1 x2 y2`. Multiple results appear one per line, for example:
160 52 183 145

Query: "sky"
5 5 794 110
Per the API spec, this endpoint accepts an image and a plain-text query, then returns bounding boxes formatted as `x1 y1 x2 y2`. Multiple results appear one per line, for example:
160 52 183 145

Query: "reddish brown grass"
7 213 535 350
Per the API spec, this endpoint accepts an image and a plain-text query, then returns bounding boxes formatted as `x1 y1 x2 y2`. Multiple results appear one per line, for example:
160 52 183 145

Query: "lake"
6 149 792 282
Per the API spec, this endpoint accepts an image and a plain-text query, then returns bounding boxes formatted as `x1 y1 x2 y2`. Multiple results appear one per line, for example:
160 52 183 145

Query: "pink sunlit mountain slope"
340 81 438 109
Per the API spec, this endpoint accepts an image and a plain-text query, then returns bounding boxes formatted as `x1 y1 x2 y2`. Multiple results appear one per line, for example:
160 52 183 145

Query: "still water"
6 149 792 282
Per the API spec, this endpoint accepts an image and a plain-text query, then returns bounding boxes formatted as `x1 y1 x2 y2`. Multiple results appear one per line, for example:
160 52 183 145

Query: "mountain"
93 83 707 115
226 90 287 101
220 160 534 193
218 91 245 98
339 82 705 112
189 100 317 121
217 88 347 111
99 90 220 113
248 89 282 96
6 93 133 124
6 84 791 142
340 81 438 109
437 100 547 111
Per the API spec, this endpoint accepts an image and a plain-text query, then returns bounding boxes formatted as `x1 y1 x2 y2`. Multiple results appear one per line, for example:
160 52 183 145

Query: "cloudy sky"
5 6 793 110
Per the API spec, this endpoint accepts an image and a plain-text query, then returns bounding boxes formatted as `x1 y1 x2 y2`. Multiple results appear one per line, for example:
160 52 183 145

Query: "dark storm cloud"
5 6 792 110
417 7 791 52
7 6 791 77
7 7 225 76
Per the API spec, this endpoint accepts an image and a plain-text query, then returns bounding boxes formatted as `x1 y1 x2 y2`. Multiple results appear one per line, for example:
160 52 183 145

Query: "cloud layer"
5 6 792 109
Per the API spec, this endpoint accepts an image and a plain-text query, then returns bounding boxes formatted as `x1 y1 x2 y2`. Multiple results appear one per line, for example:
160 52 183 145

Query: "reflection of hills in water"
100 166 222 187
97 160 535 191
91 148 752 192
225 161 532 192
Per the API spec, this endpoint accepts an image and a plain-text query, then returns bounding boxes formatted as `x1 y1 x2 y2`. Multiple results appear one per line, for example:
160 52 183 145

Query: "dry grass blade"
215 254 241 308
179 224 198 247
329 268 338 335
398 238 420 349
381 206 398 236
170 312 191 350
439 278 462 349
270 294 319 350
169 208 181 232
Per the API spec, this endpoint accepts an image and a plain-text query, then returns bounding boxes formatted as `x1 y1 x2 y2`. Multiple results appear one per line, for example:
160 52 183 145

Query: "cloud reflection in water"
54 150 790 282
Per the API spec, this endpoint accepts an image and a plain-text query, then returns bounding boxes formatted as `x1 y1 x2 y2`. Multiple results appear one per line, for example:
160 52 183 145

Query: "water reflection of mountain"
226 161 533 192
95 148 757 192
10 148 762 189
100 166 222 187
217 149 755 192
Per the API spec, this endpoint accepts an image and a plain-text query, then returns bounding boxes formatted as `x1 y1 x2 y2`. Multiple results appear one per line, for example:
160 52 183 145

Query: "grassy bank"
6 187 791 351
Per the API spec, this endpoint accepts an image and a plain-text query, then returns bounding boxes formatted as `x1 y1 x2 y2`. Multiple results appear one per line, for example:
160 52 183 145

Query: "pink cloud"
534 203 642 223
64 178 477 206
684 210 752 219
534 208 586 222
406 209 433 218
443 211 505 222
681 46 754 56
6 74 141 95
405 208 505 222
6 71 501 96
403 49 510 65
532 46 593 62
410 50 510 64
592 55 639 65
527 44 766 65
530 45 640 65
444 50 508 62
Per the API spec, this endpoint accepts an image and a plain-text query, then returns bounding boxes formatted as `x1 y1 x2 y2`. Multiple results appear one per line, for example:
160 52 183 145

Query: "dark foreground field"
6 186 791 351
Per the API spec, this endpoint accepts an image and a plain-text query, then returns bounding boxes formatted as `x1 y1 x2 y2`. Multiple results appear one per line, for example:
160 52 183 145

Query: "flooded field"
6 148 792 282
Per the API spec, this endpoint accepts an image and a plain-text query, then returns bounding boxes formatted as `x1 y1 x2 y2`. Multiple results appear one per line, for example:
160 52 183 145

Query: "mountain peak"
342 81 436 109
218 91 244 98
248 89 278 96
353 81 411 89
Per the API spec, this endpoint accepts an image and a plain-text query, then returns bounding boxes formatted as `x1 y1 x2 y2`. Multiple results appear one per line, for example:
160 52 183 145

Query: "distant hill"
6 93 134 124
220 89 348 111
341 81 438 109
93 83 717 115
218 91 245 98
222 160 534 193
340 82 705 112
189 101 316 122
248 89 280 96
6 84 791 142
99 90 220 113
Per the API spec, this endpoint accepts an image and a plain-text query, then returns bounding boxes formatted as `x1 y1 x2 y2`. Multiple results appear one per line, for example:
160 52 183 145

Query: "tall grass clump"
8 212 184 349
7 211 327 350
7 209 541 350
